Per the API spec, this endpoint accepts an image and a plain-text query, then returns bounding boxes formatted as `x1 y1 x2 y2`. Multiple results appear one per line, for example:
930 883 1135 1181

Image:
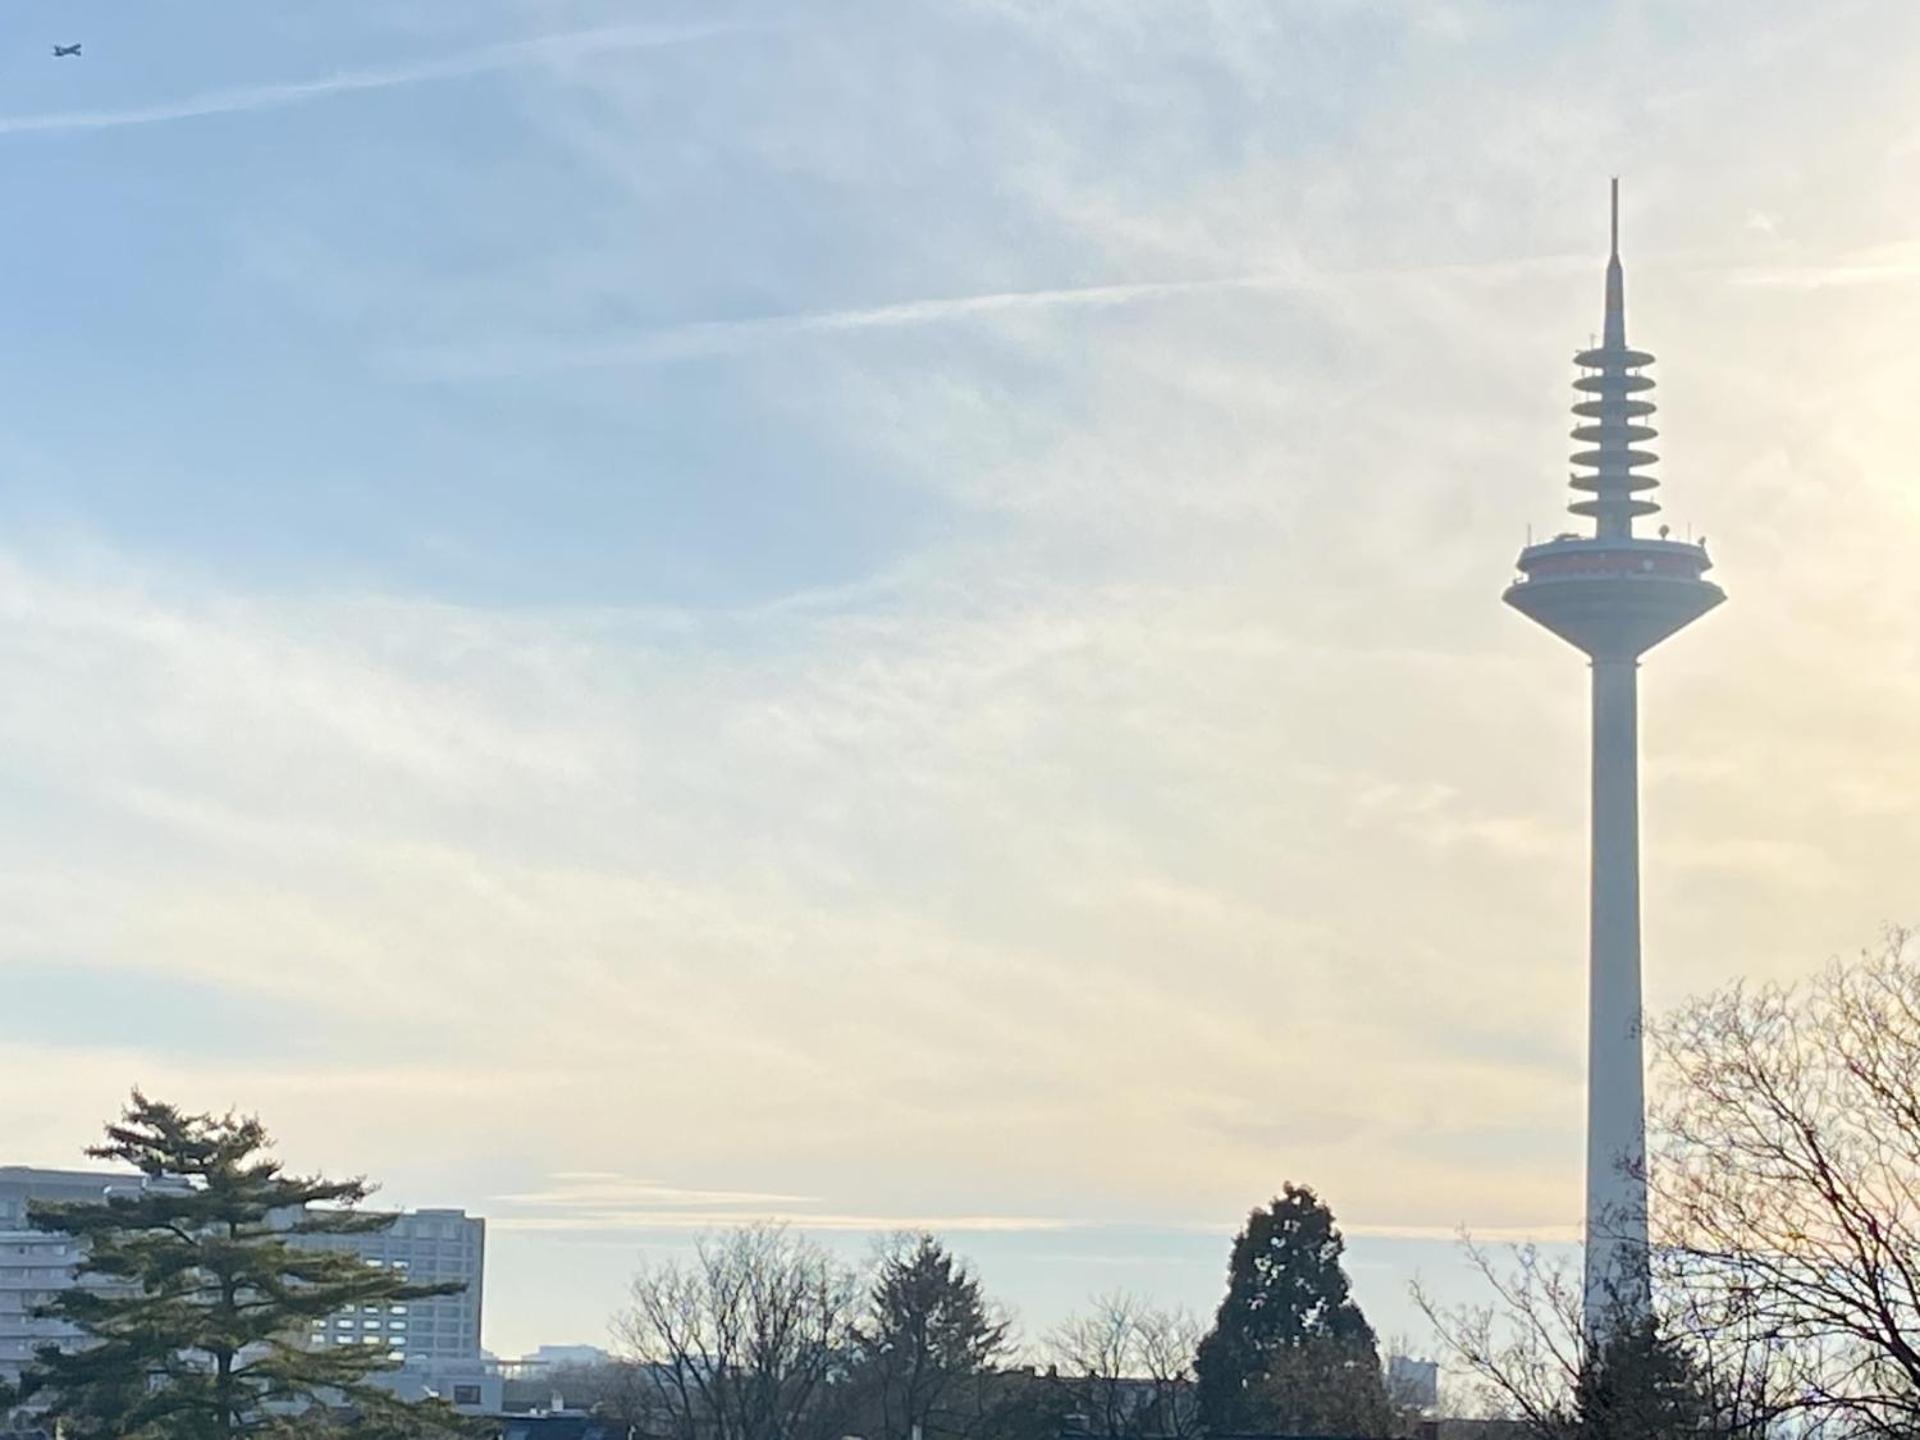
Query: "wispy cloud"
392 272 1312 378
488 1172 1070 1235
0 21 755 138
490 1212 1074 1235
1342 1221 1582 1245
497 1178 822 1211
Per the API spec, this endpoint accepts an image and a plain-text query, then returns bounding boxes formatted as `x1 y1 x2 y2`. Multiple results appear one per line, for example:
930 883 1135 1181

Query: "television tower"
1503 181 1724 1342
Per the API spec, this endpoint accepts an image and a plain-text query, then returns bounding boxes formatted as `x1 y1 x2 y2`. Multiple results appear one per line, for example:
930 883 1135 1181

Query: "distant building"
292 1205 491 1412
295 1206 486 1365
1387 1354 1440 1412
522 1344 612 1370
1 1167 489 1417
382 1355 507 1414
0 1167 169 1386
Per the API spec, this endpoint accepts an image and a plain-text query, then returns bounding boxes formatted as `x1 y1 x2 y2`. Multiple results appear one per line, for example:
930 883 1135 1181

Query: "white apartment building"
0 1167 159 1386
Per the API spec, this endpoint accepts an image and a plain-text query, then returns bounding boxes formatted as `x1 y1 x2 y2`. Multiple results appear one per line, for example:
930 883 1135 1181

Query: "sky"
2 0 1919 1364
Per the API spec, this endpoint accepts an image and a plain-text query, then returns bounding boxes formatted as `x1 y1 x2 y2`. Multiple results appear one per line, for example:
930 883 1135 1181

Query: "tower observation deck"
1502 181 1724 1342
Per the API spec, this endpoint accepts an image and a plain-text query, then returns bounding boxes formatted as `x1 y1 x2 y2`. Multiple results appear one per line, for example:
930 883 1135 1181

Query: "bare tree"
1649 929 1920 1436
1422 935 1920 1438
613 1224 859 1440
1046 1292 1201 1439
1419 1237 1805 1439
1129 1304 1204 1440
1414 1242 1586 1439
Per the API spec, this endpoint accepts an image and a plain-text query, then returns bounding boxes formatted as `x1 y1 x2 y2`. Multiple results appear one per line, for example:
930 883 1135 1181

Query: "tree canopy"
1648 931 1920 1434
1046 1291 1201 1440
1193 1184 1392 1436
855 1233 1011 1440
614 1223 860 1440
1420 936 1920 1437
1417 1240 1761 1440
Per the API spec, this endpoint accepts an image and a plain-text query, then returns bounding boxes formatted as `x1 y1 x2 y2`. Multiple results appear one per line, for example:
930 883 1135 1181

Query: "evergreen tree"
855 1234 1011 1440
1193 1184 1391 1436
19 1092 478 1439
1572 1321 1717 1440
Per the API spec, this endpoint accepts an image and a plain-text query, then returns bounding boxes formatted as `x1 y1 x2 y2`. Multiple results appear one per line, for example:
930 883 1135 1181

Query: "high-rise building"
0 1167 165 1386
1503 182 1724 1341
296 1207 486 1364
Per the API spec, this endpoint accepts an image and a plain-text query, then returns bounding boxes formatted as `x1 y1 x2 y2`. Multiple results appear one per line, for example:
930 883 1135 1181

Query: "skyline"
2 0 1919 1360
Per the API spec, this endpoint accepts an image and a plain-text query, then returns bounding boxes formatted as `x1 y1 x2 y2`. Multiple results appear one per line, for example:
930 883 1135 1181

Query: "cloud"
490 1213 1073 1235
1342 1221 1582 1245
486 1173 1073 1235
497 1178 822 1211
0 535 1595 1253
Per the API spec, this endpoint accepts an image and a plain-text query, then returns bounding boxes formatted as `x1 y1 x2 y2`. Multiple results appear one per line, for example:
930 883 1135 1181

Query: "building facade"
295 1205 492 1412
0 1167 162 1386
296 1206 486 1365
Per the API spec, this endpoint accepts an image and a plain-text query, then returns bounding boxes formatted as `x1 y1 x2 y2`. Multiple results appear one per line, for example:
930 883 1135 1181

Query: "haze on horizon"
2 0 1916 1358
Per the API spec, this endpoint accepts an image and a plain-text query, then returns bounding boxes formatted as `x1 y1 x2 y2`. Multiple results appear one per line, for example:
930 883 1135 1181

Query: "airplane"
52 44 81 58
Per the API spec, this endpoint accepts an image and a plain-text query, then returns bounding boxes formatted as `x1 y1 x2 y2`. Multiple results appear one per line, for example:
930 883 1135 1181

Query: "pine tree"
855 1234 1011 1440
19 1092 479 1439
1193 1184 1392 1436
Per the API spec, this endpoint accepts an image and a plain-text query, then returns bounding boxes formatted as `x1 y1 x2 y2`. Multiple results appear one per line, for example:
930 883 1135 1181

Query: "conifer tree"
1193 1184 1392 1436
1572 1321 1718 1440
855 1233 1010 1440
19 1092 477 1439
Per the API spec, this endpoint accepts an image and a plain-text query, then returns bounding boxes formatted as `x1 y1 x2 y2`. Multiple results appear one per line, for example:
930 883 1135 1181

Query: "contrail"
393 249 1596 379
398 271 1314 379
0 21 750 137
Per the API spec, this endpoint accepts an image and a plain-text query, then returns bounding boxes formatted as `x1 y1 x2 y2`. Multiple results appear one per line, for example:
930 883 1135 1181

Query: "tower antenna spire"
1602 180 1627 353
1573 179 1647 536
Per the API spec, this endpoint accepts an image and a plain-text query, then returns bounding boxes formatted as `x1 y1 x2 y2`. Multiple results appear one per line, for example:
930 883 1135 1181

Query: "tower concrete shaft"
1587 655 1648 1331
1502 182 1723 1344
